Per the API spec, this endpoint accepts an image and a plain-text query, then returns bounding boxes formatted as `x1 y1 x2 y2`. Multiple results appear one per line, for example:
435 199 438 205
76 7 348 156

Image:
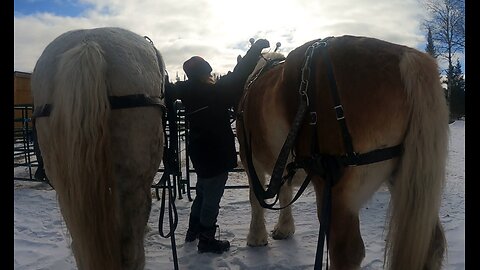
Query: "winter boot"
197 224 230 254
185 215 200 242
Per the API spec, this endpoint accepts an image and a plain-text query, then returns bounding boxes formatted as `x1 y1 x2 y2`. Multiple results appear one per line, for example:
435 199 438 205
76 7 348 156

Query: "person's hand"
252 39 270 50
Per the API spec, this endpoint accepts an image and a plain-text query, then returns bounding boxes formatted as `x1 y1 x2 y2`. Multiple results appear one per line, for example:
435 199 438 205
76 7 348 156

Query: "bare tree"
423 0 465 101
425 26 438 58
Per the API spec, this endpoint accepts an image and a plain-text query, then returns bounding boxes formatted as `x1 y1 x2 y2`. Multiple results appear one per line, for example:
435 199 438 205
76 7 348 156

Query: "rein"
240 37 403 269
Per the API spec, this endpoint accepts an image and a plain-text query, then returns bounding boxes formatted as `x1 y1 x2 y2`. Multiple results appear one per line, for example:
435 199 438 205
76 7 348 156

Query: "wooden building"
13 71 33 129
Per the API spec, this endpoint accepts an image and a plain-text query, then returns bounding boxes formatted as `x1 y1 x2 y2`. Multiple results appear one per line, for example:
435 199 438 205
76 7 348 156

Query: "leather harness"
238 37 403 269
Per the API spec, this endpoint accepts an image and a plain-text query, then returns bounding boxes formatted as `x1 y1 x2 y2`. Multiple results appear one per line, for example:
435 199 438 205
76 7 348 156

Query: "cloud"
14 0 430 77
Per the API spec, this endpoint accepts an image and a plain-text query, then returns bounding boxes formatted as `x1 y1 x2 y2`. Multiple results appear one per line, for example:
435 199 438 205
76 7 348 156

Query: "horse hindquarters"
320 50 448 270
33 41 122 269
33 28 165 269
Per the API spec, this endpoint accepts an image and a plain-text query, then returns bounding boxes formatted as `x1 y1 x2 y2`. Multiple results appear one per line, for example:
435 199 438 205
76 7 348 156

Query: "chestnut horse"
31 27 166 269
236 35 449 270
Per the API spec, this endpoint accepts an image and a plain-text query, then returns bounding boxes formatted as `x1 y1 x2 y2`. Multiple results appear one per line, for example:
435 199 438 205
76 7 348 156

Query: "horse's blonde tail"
385 51 449 270
48 41 121 269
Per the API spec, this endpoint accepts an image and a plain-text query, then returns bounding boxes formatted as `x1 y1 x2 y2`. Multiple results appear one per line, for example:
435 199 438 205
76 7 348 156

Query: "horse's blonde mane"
247 52 286 85
255 52 286 73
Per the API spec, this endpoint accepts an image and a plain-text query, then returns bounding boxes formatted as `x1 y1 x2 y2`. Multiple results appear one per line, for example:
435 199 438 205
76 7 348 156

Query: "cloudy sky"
14 0 432 78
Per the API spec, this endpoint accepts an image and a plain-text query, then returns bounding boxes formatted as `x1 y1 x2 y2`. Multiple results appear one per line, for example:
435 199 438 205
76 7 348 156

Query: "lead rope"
156 173 179 270
144 35 180 270
315 170 332 270
155 108 179 270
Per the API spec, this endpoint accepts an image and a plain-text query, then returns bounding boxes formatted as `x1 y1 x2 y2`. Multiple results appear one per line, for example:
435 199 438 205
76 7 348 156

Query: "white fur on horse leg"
272 184 295 240
247 187 269 246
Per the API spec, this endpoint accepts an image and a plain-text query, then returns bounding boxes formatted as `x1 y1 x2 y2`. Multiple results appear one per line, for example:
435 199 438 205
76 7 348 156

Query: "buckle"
334 105 345 120
309 112 317 125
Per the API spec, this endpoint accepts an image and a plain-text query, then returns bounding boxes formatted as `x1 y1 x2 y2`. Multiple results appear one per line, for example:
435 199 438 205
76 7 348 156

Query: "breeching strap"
32 94 165 119
243 40 325 210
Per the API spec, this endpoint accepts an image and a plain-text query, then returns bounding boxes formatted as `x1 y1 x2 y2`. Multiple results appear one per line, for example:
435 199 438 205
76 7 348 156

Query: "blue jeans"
190 171 228 228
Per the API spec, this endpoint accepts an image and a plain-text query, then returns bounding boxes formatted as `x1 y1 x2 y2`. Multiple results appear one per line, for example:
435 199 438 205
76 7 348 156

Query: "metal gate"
153 100 248 202
12 102 248 199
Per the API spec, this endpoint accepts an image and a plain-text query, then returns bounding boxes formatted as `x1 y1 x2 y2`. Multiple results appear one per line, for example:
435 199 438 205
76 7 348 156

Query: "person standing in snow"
165 38 270 254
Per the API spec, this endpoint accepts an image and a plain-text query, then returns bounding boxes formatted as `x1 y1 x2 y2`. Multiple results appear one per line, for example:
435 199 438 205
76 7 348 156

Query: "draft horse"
31 27 166 269
236 35 449 270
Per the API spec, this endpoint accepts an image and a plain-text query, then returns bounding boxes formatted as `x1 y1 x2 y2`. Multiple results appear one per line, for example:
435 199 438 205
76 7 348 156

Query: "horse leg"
327 200 364 270
247 183 269 246
246 162 269 246
313 179 363 270
313 184 364 270
314 164 394 270
271 169 308 239
115 177 152 270
110 109 163 269
272 176 299 240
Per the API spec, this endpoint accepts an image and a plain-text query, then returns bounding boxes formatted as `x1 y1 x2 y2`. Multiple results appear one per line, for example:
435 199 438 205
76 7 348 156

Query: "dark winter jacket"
165 44 266 178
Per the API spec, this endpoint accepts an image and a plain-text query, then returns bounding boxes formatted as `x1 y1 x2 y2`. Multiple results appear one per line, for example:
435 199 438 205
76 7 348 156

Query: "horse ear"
237 55 242 63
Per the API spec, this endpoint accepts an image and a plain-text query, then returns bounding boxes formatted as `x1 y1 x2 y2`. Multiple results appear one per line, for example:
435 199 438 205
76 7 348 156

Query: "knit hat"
183 56 212 79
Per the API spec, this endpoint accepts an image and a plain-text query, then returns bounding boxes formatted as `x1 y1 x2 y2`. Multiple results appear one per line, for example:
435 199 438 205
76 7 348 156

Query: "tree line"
423 0 465 120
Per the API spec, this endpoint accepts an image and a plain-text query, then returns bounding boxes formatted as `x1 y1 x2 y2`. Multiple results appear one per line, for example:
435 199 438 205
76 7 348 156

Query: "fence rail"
13 102 248 200
13 104 40 182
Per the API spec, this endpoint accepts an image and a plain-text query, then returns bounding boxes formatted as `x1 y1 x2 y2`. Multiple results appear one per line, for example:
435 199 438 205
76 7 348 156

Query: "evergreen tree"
448 59 465 118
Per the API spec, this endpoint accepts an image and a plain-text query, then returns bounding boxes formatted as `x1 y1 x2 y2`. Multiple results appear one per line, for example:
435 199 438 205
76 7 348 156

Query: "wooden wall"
14 71 33 130
14 71 32 105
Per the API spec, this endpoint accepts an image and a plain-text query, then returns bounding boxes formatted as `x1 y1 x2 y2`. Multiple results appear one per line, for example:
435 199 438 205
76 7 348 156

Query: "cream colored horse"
237 36 449 270
31 27 165 270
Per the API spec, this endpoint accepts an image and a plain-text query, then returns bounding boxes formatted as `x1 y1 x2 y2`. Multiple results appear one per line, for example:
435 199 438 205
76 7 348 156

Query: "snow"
13 120 465 269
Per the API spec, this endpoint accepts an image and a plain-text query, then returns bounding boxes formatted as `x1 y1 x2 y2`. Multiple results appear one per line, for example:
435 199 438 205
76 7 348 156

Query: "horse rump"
237 35 449 270
31 27 165 269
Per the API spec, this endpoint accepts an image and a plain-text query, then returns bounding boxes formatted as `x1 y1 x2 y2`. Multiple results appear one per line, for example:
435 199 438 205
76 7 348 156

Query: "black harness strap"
109 94 165 110
33 94 165 119
320 46 355 157
318 45 404 166
244 131 312 210
242 41 324 210
307 42 332 270
32 104 52 119
340 144 403 166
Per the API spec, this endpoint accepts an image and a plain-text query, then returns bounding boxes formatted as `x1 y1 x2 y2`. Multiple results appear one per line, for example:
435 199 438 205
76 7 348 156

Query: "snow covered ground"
14 120 465 269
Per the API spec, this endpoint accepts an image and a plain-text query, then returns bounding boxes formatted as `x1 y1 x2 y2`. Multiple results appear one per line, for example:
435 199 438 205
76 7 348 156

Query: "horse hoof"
271 229 294 240
247 241 268 247
246 235 268 247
